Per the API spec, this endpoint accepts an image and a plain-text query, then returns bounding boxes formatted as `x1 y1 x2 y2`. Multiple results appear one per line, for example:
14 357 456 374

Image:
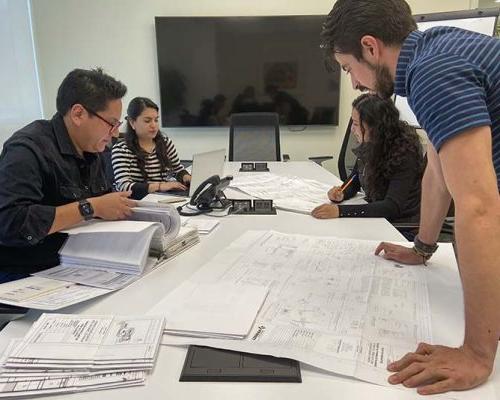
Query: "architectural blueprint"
160 230 432 386
230 173 365 213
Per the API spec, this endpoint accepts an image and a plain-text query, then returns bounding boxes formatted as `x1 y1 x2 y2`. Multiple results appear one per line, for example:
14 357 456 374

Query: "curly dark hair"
353 94 424 201
124 97 172 181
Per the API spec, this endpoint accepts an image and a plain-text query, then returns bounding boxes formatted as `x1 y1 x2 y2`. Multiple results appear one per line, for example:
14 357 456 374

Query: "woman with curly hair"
112 97 191 200
312 93 424 222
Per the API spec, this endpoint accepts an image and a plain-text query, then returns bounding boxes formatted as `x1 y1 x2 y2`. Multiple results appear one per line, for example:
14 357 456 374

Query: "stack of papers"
60 220 165 275
148 281 269 339
132 201 182 247
181 217 219 235
162 226 200 260
0 221 201 310
0 313 165 397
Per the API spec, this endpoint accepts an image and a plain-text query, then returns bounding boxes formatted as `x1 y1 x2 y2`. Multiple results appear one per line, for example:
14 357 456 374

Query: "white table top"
0 162 498 400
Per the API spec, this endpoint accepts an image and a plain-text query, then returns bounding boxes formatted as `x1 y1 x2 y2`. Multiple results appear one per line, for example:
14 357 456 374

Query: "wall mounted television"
155 16 341 128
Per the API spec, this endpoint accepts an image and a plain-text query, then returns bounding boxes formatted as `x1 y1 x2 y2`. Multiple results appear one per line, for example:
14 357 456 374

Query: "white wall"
30 0 470 174
0 0 42 145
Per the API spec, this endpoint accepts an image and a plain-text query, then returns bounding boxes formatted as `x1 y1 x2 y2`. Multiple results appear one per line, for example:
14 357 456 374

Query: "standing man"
0 68 136 280
321 0 499 395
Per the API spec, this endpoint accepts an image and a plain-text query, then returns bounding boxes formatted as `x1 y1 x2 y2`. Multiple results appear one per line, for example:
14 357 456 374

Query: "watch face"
79 200 94 219
81 203 91 214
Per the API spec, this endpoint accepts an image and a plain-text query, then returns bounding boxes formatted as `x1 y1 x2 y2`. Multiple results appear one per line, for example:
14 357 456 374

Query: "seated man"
0 68 136 282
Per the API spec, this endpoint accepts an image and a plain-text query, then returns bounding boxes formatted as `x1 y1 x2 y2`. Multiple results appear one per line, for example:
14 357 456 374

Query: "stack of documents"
181 217 219 235
132 201 181 247
0 313 165 397
162 226 200 260
0 220 200 310
60 220 165 275
148 281 269 339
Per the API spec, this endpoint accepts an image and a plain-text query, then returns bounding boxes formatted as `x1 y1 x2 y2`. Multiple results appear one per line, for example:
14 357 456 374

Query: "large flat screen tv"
155 16 340 128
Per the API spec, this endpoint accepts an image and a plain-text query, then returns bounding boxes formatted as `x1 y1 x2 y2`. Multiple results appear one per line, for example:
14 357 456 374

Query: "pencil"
340 174 356 193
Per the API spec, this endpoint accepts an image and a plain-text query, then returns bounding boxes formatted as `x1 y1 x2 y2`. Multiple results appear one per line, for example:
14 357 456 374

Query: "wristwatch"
78 199 94 221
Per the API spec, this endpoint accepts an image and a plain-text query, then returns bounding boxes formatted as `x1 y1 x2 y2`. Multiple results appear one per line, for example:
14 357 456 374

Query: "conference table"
0 161 498 400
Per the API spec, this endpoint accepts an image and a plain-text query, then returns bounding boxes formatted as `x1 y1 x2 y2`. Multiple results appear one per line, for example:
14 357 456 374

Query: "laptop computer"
168 149 226 198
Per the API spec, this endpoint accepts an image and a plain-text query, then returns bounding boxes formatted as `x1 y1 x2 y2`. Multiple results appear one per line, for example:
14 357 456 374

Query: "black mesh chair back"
337 118 358 180
229 113 281 161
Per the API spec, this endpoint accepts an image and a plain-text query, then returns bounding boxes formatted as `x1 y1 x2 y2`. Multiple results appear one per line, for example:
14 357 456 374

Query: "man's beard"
362 59 394 99
374 64 394 99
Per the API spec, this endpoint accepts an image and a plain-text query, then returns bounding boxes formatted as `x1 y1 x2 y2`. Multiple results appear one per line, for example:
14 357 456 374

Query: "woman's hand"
328 186 344 202
182 174 192 185
311 204 340 219
158 181 187 192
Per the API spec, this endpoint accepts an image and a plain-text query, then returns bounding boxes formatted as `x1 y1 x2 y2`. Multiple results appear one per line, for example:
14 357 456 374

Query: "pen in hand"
340 174 357 193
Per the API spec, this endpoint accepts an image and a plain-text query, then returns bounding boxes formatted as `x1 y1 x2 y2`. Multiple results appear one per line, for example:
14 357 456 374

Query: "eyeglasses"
82 105 122 133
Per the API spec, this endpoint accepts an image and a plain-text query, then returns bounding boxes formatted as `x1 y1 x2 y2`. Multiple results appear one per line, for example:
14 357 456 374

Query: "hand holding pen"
327 174 357 202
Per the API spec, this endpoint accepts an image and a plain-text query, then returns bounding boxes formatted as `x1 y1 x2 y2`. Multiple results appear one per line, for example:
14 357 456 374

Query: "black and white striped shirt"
111 136 186 198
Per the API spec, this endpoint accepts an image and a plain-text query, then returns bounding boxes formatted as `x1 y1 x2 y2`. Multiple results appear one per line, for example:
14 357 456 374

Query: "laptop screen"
189 149 226 197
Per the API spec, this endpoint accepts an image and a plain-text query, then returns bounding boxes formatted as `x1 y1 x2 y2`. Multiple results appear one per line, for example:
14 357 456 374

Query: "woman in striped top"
112 97 191 199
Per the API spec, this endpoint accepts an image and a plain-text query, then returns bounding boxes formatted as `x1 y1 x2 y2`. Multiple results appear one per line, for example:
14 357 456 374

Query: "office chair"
228 112 333 166
229 113 282 161
337 118 358 180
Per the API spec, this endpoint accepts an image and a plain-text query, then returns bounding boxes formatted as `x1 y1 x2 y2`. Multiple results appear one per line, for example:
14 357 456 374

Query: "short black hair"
56 68 127 115
321 0 417 61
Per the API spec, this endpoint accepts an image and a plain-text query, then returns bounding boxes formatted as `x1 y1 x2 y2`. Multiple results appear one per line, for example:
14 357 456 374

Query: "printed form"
161 230 432 386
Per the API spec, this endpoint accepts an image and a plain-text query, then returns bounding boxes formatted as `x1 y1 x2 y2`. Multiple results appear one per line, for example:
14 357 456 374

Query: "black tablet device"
180 346 301 382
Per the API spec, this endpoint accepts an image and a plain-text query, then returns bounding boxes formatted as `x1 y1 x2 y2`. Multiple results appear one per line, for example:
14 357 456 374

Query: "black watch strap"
78 199 94 221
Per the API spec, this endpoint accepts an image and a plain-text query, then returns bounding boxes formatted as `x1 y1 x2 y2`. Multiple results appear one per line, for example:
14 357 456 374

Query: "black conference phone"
178 175 232 215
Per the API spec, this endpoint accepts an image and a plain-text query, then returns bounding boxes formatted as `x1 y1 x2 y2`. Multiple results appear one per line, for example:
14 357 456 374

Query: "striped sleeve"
111 141 140 192
408 54 491 151
163 136 185 175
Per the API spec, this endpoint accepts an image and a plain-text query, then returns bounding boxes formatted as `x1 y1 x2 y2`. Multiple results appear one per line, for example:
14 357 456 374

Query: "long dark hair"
352 94 424 200
125 97 172 180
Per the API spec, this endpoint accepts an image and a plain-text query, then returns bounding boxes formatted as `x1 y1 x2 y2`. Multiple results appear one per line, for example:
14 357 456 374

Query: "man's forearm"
455 200 500 363
418 163 452 244
48 202 83 235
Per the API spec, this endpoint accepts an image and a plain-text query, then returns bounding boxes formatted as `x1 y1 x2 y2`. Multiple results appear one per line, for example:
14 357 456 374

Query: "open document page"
0 276 111 311
33 257 159 290
230 173 365 214
160 230 433 386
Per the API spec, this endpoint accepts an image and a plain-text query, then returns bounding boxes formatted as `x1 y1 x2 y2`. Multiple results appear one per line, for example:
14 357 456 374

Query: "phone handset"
189 175 221 208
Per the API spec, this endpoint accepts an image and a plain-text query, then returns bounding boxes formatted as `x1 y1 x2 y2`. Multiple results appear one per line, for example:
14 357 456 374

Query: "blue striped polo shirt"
394 27 500 190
